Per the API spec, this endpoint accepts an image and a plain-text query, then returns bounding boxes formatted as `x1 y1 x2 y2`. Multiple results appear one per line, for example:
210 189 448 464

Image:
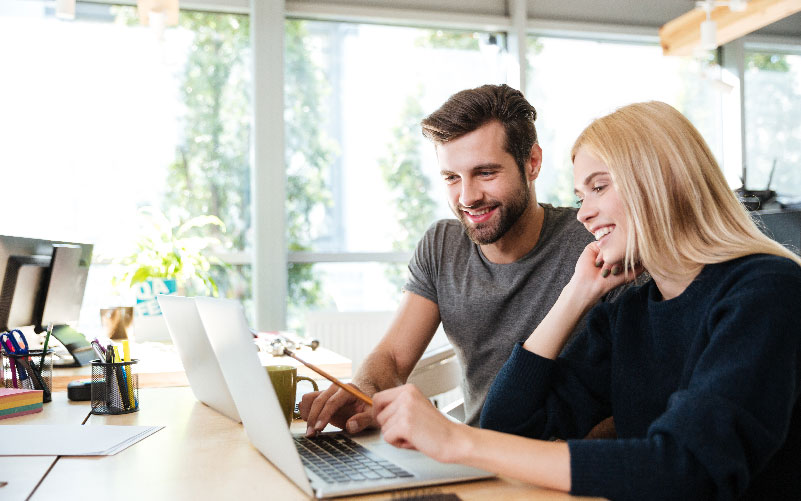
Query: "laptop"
157 295 241 423
193 296 494 499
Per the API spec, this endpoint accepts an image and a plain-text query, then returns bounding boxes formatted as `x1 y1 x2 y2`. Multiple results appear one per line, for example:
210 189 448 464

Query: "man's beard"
454 183 531 245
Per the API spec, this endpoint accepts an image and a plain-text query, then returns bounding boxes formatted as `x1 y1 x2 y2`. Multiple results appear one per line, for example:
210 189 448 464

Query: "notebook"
157 295 241 423
0 388 43 420
193 297 494 499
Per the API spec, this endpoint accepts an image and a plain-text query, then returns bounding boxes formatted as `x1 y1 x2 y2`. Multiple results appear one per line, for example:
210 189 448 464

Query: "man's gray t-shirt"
404 204 594 426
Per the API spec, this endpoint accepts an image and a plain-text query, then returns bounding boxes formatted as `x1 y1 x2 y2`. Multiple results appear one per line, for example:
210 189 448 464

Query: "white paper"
0 425 164 456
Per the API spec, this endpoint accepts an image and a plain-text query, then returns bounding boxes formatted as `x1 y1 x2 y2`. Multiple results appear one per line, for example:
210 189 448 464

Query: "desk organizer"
1 348 53 402
90 359 139 414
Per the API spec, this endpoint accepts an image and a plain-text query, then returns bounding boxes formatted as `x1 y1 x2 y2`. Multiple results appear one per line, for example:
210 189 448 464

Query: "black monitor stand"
51 324 96 367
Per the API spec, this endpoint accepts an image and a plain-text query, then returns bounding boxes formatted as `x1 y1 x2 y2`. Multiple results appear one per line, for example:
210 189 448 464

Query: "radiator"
304 311 395 373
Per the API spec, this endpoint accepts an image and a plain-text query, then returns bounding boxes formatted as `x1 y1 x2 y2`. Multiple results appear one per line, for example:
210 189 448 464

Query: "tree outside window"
744 52 801 197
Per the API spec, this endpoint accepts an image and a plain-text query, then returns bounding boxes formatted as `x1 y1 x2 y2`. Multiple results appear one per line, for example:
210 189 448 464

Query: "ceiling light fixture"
695 0 748 51
661 0 801 56
699 2 718 51
136 0 179 40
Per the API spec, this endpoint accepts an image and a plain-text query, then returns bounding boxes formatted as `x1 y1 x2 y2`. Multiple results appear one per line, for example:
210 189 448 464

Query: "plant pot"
100 306 135 340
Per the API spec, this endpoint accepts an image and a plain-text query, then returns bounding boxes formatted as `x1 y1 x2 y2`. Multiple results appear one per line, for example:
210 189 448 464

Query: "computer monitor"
753 209 801 255
0 235 95 365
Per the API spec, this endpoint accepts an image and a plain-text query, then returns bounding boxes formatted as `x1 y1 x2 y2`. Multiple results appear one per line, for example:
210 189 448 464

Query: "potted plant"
114 206 227 340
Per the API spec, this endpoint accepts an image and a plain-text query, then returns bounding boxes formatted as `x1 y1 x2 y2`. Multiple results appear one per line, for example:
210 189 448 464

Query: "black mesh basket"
90 359 139 414
1 348 53 403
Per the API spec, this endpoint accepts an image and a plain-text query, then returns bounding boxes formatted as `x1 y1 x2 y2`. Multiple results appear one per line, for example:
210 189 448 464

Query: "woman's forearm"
523 281 600 359
449 425 572 492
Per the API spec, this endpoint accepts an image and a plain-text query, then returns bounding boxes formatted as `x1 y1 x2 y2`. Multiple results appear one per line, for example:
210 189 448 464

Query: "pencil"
282 348 373 406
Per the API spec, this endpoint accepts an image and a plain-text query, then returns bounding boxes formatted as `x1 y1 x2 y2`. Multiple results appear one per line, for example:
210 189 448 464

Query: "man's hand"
298 293 441 437
298 384 375 436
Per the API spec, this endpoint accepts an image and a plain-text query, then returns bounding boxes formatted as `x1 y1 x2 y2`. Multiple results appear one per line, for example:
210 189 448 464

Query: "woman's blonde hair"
571 101 801 279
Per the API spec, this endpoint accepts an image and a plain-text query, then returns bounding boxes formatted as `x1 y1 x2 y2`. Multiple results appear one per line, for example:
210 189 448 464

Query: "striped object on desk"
0 388 43 420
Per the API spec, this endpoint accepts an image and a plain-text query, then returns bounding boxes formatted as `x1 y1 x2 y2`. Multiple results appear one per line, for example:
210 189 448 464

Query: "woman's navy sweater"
481 254 801 500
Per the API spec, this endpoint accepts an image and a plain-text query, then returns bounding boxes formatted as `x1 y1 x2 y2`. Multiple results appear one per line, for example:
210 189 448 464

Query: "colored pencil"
282 348 373 406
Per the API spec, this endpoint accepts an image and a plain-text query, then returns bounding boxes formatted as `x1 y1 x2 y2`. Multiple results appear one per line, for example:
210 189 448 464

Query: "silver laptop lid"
157 295 241 423
194 296 314 497
194 297 494 499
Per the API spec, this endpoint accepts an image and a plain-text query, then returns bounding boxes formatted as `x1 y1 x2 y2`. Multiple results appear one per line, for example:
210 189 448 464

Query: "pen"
283 348 373 407
93 338 107 356
40 323 53 369
20 356 46 392
105 344 114 409
91 341 106 361
31 323 54 398
14 357 33 389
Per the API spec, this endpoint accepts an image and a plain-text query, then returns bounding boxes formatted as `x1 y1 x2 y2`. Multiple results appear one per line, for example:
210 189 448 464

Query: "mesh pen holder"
91 359 139 414
1 348 53 402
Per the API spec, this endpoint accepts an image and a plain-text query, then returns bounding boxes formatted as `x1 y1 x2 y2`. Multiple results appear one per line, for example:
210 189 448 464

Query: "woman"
372 101 801 500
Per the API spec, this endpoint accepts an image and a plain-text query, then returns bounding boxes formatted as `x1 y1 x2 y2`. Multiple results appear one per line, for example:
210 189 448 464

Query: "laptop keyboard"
294 435 414 484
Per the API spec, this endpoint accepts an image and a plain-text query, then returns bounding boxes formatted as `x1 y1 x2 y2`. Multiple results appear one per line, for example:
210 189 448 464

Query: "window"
284 21 509 329
525 36 724 206
6 1 790 335
0 1 252 329
744 50 801 198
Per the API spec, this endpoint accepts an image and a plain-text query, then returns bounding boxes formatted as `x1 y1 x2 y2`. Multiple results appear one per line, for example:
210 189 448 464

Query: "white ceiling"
286 0 801 38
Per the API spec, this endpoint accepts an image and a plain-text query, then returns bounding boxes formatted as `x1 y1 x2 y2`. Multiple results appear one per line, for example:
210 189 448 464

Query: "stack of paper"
0 425 164 456
0 388 43 420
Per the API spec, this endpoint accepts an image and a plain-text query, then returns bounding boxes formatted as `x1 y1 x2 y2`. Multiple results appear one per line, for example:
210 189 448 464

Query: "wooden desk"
1 391 94 500
0 457 56 501
50 343 351 392
11 387 600 501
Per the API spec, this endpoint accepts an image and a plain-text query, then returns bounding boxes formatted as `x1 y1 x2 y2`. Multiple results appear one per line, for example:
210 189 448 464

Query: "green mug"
267 365 319 425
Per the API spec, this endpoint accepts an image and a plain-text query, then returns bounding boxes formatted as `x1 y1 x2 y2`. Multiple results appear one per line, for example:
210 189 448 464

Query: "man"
300 84 595 435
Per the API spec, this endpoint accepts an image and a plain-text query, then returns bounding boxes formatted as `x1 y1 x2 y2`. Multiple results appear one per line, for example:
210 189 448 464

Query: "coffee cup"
267 365 318 425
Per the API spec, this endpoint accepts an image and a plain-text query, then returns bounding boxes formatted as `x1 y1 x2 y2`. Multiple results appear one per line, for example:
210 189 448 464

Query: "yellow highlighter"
123 341 135 409
110 346 129 411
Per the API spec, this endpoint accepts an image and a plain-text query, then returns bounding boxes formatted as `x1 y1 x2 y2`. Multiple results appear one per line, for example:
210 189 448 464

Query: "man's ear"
526 144 543 182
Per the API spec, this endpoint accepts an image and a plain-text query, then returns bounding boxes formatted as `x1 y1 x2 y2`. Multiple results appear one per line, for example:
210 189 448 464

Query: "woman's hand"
373 384 467 464
569 242 639 304
376 386 572 492
522 242 642 359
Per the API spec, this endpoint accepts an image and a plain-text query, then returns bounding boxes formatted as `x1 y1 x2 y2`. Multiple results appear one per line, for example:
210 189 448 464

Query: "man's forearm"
352 350 407 395
350 292 441 396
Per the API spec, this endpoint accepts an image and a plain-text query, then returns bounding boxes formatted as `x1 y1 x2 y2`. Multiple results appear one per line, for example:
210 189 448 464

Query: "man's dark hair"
421 84 538 175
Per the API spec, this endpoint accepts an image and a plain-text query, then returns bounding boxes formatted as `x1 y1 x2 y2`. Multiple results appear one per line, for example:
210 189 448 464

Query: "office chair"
407 342 465 422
